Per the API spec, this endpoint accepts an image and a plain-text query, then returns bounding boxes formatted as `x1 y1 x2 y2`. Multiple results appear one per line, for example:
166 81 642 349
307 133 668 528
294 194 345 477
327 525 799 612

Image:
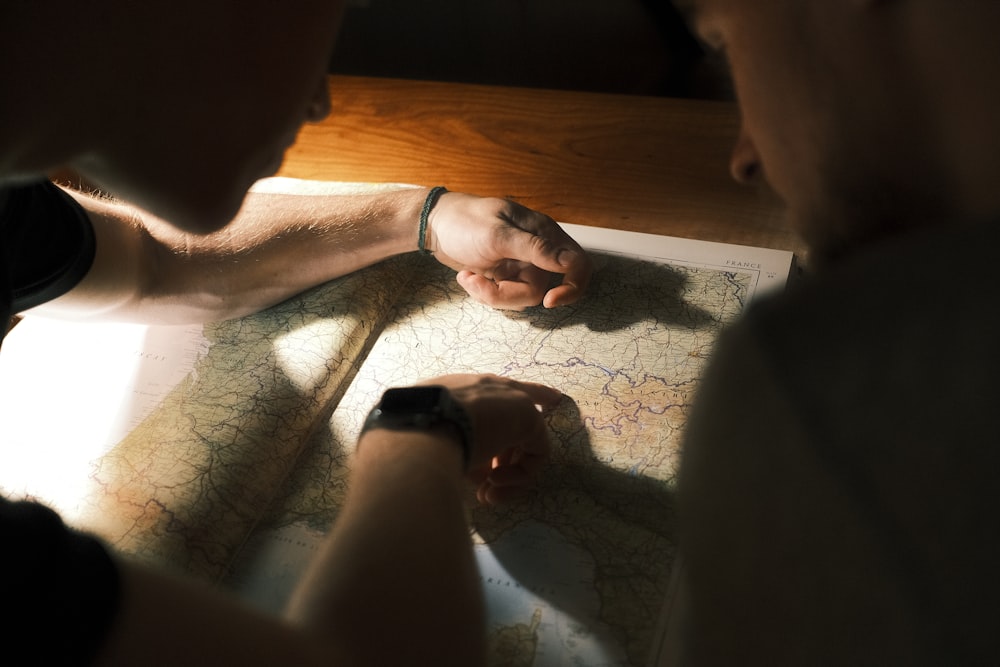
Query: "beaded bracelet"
418 186 448 254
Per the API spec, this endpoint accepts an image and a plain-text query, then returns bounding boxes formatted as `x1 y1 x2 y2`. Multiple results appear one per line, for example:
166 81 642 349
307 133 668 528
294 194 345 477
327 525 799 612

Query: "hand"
426 192 592 310
419 374 562 504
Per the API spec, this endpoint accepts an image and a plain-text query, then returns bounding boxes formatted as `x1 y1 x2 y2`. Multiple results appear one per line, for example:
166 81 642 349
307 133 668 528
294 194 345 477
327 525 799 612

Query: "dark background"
328 0 731 99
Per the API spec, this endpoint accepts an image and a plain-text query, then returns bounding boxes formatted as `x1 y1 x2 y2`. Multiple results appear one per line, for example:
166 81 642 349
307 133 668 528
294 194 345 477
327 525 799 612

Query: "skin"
687 0 997 266
33 186 590 323
1 2 591 321
0 1 593 663
1 0 345 231
95 374 562 667
672 0 1000 663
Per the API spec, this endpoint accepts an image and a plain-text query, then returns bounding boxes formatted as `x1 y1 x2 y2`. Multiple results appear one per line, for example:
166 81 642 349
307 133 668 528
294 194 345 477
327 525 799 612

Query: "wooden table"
279 75 797 254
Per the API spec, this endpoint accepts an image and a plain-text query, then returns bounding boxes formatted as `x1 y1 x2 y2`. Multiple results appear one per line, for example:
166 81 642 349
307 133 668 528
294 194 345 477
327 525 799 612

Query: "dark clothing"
678 218 1000 664
1 181 97 317
0 181 119 665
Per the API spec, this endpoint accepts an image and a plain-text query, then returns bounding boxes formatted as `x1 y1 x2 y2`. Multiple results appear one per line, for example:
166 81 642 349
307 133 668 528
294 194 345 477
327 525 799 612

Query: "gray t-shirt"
678 218 1000 664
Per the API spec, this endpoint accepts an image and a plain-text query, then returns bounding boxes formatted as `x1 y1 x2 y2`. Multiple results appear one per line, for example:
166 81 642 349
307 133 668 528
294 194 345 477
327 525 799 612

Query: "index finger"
506 377 564 410
419 373 564 410
477 374 564 411
499 208 593 308
540 245 592 308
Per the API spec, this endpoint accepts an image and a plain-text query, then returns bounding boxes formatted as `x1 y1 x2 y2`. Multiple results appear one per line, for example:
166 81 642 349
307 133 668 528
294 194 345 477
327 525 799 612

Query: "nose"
729 120 762 185
305 76 332 123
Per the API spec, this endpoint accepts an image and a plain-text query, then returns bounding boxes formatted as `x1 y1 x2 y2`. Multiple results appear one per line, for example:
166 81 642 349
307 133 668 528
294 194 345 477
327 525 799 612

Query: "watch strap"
361 386 473 470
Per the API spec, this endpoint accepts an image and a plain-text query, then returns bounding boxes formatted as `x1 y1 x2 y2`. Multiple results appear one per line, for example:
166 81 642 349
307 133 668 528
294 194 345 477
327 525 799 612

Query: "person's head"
682 0 1000 266
1 0 347 232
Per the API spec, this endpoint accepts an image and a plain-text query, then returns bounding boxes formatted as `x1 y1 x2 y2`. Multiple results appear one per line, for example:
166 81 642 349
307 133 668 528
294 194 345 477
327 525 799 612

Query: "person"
671 0 1000 663
0 1 593 665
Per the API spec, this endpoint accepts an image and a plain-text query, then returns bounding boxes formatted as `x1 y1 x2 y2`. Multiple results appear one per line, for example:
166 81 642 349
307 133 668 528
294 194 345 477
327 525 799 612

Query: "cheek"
731 58 826 203
731 91 794 195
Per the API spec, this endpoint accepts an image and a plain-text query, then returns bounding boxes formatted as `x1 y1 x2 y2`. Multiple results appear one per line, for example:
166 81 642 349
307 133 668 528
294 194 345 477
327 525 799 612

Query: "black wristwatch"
361 385 473 469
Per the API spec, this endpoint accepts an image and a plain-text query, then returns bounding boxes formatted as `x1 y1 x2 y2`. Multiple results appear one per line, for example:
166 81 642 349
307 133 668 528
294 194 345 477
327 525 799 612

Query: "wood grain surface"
279 75 796 252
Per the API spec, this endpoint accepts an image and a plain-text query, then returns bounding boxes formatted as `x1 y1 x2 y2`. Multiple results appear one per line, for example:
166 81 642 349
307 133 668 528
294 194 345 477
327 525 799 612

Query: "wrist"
359 385 473 470
417 186 448 255
355 427 466 477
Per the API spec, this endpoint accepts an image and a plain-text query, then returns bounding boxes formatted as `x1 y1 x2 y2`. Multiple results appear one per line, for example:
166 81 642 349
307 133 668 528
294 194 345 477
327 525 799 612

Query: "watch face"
365 385 472 469
380 385 447 413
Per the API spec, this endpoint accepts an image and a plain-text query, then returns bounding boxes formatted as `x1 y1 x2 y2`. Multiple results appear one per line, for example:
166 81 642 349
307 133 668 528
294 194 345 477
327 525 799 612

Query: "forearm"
97 431 482 666
93 374 554 665
95 561 330 667
139 187 428 322
32 184 429 324
286 429 485 666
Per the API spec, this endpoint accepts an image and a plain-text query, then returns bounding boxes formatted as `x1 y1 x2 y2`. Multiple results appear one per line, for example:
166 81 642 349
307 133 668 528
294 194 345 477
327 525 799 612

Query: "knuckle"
528 233 554 256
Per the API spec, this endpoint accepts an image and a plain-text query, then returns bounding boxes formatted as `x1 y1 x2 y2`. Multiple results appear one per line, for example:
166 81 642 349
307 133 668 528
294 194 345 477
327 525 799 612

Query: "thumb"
497 225 592 306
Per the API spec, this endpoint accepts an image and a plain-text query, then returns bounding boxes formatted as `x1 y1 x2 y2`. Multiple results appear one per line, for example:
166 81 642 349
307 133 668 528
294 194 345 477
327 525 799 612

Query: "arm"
98 434 478 667
95 374 559 666
30 182 592 324
427 191 592 310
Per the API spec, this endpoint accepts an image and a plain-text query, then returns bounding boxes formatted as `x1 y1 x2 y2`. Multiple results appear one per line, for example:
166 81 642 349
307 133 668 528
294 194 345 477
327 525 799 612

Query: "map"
226 245 776 667
0 254 414 578
0 218 792 667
